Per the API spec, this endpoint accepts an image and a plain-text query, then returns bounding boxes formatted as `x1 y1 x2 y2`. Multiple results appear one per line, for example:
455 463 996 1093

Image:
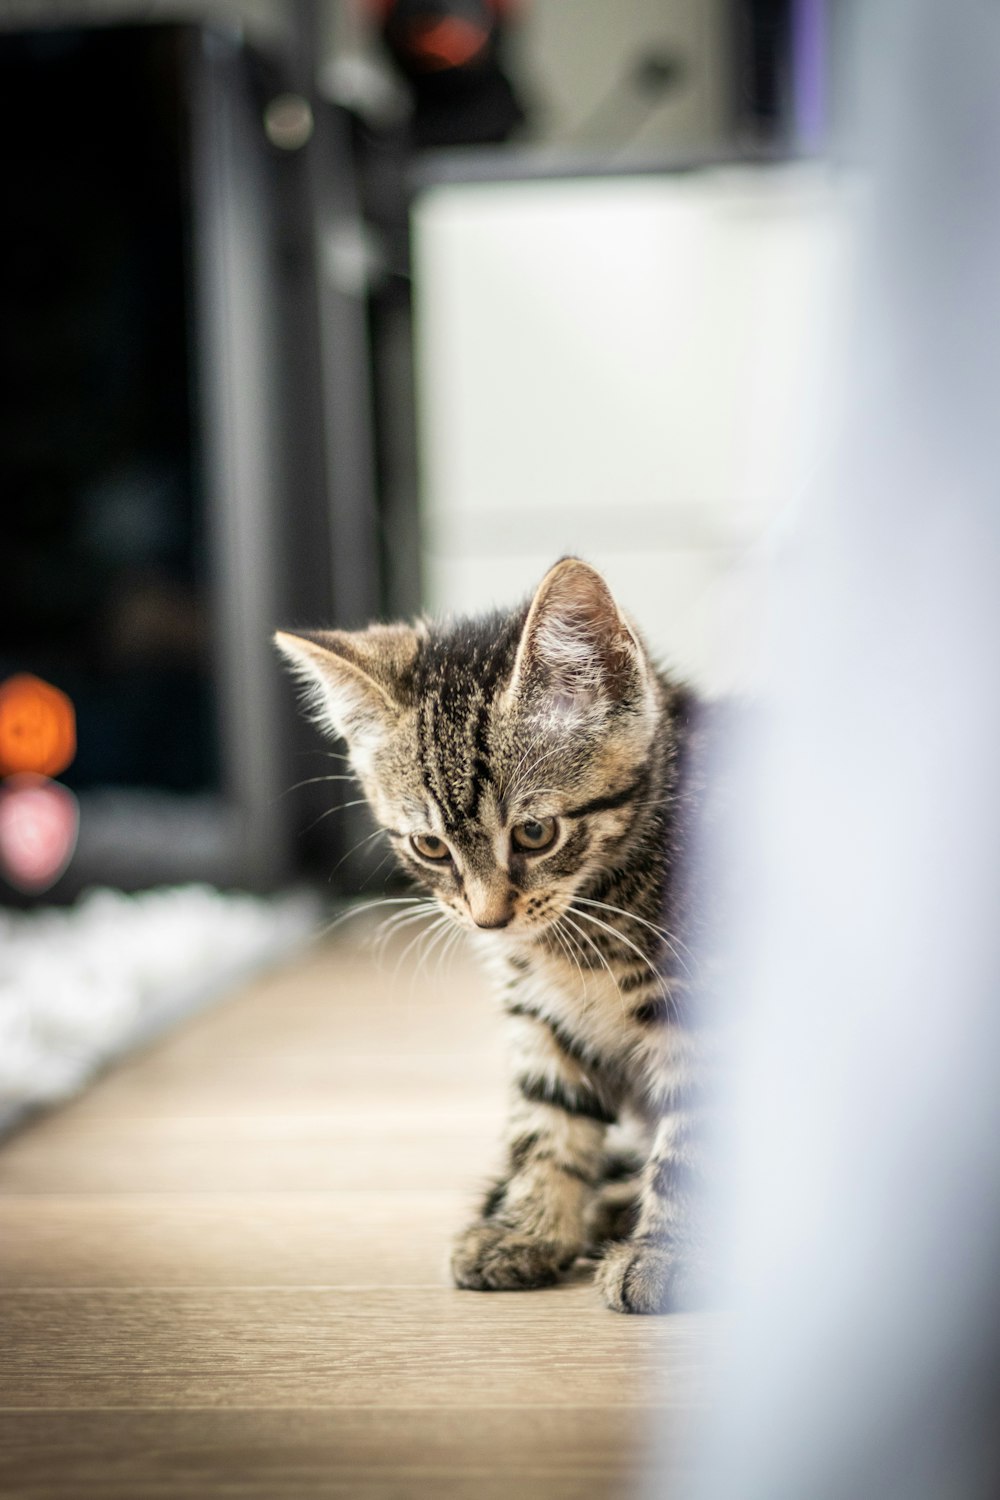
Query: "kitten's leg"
595 1109 704 1314
582 1148 645 1254
451 1010 614 1291
583 1176 641 1254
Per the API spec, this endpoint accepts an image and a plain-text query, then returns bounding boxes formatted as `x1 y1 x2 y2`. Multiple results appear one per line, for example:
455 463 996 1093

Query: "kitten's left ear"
273 623 420 752
508 557 651 715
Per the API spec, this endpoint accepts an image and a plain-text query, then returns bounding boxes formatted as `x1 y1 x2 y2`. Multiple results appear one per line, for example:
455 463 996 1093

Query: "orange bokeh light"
0 674 77 779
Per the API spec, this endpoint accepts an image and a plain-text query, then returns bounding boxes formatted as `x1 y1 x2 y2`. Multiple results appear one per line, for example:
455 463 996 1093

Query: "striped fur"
276 558 714 1314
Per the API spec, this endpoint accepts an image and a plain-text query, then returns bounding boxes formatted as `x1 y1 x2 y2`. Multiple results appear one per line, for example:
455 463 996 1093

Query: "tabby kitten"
275 557 710 1314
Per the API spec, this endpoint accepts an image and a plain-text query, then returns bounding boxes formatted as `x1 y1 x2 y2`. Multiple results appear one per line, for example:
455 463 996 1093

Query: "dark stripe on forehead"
412 624 517 824
416 696 445 812
420 698 469 826
564 772 647 821
468 694 493 819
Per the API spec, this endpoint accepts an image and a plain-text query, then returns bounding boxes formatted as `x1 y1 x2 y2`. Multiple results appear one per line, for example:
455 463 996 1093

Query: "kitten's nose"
467 881 515 930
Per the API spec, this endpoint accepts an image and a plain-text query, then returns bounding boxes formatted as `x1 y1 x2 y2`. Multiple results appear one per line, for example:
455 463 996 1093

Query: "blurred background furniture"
0 0 836 900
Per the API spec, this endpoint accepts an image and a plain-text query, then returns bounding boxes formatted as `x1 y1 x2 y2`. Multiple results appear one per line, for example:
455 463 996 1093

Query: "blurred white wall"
412 164 851 693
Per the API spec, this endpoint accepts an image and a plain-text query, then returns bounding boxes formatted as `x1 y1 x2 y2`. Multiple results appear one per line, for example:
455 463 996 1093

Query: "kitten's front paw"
451 1222 574 1291
596 1238 678 1315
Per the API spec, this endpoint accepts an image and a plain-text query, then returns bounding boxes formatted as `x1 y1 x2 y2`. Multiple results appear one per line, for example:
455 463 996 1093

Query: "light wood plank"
0 1408 686 1500
0 1286 708 1410
0 1122 498 1194
0 1193 469 1287
58 1048 508 1118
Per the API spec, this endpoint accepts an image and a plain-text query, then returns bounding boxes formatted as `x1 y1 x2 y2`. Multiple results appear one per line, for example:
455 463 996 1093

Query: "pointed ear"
509 558 648 715
273 624 420 750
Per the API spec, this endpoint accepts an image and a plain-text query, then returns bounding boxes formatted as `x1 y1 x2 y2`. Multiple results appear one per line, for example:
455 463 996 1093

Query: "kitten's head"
275 558 660 942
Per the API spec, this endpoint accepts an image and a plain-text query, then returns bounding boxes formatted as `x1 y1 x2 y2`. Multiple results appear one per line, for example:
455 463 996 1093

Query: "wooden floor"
0 924 709 1499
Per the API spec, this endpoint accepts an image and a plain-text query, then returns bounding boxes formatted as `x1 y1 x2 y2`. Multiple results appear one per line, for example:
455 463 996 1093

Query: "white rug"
0 885 320 1134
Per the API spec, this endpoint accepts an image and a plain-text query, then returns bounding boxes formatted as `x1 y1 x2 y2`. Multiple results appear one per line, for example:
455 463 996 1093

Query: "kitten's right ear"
273 624 419 751
507 557 650 718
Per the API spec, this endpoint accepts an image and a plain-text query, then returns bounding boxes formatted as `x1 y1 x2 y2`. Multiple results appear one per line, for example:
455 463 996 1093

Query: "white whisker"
571 895 693 974
560 911 627 1019
301 801 380 842
555 916 591 986
372 901 437 959
274 772 361 803
569 906 667 995
435 923 465 980
407 914 456 999
326 824 388 880
395 910 451 981
360 850 396 891
550 917 586 993
421 915 457 976
317 895 427 940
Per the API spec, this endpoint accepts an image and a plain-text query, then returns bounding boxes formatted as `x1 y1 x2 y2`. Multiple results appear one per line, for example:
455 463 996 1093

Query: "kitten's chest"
536 956 638 1059
485 939 624 1040
502 944 693 1104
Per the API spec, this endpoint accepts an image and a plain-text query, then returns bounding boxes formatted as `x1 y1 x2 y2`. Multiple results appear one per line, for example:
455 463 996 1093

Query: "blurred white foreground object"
0 885 318 1135
685 2 1000 1498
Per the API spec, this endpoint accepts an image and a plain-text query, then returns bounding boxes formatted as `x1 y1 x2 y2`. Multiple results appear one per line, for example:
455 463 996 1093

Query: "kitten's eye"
511 817 558 853
410 833 452 862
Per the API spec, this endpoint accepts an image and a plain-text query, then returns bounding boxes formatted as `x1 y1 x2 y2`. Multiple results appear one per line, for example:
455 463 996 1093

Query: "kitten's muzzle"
465 877 516 931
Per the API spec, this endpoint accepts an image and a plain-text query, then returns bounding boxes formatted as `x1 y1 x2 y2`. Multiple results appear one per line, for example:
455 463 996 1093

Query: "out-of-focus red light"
405 17 490 69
